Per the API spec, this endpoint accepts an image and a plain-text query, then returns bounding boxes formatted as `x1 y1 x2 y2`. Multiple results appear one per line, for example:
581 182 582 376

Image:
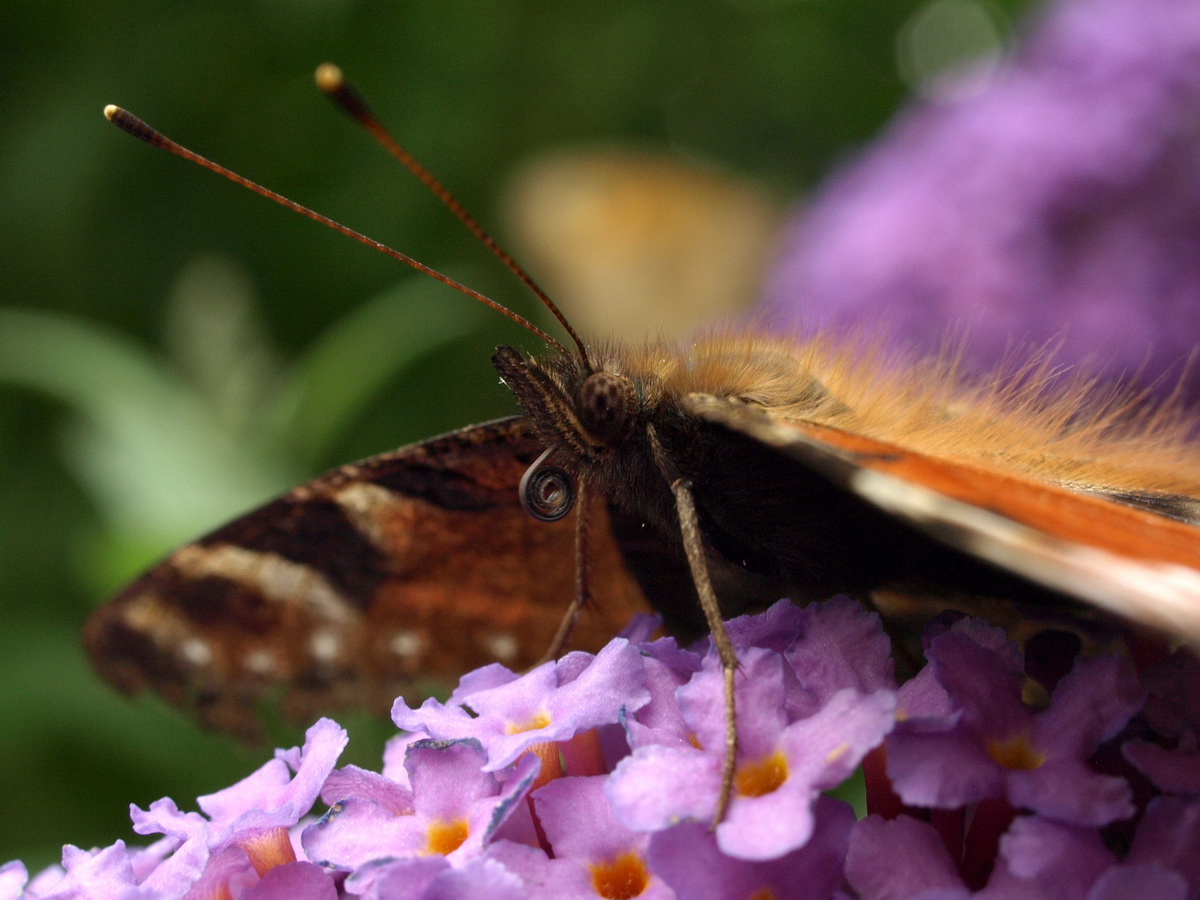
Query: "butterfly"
90 66 1200 773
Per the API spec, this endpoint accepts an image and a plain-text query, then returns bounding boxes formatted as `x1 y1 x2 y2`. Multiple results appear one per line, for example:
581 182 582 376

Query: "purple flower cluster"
6 598 1200 899
764 0 1200 400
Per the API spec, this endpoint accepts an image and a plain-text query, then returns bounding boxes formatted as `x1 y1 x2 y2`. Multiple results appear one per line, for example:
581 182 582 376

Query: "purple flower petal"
619 612 664 644
345 855 528 900
1088 865 1187 900
320 764 412 813
785 596 895 710
1139 650 1200 739
722 597 809 652
888 722 1005 808
41 842 142 899
677 647 789 760
649 797 855 900
845 814 967 900
985 816 1115 899
1126 796 1200 892
534 776 642 861
1123 738 1200 793
198 718 348 834
624 651 696 750
0 862 27 900
606 743 721 829
241 861 337 900
1034 655 1143 755
1006 759 1132 828
181 846 258 900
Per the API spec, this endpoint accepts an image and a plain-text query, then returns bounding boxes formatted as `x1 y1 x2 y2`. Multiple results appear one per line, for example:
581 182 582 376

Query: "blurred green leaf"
275 273 485 465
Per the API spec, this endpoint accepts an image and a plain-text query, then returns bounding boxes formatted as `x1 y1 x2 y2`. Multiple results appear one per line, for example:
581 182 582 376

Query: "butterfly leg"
669 479 739 826
647 425 739 826
532 477 593 667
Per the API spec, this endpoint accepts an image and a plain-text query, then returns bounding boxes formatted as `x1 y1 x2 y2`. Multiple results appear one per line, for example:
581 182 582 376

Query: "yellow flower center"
589 852 650 899
507 710 552 734
987 734 1045 770
748 889 781 900
425 818 469 855
734 749 789 798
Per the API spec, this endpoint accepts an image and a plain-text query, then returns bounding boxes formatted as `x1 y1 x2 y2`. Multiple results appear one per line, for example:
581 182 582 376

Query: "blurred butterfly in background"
88 66 1200 748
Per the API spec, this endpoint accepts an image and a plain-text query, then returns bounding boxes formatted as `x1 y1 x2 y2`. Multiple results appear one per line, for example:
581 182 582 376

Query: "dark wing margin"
85 416 650 738
1077 488 1200 526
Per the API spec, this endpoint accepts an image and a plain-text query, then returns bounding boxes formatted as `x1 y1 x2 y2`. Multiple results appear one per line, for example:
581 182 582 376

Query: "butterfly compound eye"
520 450 576 522
578 372 637 445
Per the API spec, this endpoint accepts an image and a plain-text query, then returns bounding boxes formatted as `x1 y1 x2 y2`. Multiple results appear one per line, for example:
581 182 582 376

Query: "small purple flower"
495 775 674 899
606 642 896 860
765 0 1200 400
886 629 1142 826
391 638 650 772
302 739 537 870
127 717 348 898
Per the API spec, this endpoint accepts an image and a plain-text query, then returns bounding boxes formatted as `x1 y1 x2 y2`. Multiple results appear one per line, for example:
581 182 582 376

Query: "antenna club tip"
314 63 344 93
103 104 121 122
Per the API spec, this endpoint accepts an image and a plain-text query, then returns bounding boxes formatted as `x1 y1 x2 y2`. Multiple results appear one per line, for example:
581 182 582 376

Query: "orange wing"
689 394 1200 646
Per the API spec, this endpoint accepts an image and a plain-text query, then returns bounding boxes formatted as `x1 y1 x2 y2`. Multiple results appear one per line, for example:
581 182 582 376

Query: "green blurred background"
0 0 1032 871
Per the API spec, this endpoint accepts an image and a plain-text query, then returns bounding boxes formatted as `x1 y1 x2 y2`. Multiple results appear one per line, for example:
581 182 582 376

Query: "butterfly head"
492 344 678 528
492 346 643 454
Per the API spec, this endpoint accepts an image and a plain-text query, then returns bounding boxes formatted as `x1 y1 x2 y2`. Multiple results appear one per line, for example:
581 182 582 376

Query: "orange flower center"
425 818 469 855
987 734 1045 770
589 852 651 899
735 749 789 798
236 826 297 876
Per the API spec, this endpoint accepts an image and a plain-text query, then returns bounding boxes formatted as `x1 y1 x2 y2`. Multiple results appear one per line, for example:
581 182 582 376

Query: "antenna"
102 104 568 354
315 63 591 370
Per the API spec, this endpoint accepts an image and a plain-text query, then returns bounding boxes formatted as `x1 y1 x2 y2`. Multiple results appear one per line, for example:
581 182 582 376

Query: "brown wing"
688 395 1200 647
84 417 651 738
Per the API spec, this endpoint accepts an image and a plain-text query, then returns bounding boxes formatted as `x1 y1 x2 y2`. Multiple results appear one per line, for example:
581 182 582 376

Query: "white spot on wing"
310 629 342 664
484 632 519 663
180 637 213 667
389 630 424 660
171 544 358 625
244 649 276 675
334 482 414 557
